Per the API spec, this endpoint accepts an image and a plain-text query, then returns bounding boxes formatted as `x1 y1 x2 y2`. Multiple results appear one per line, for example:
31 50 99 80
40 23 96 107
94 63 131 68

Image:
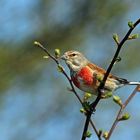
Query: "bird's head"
61 51 88 71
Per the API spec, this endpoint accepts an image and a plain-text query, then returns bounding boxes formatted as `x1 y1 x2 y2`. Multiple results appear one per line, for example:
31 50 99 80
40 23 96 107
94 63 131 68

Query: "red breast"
71 66 97 90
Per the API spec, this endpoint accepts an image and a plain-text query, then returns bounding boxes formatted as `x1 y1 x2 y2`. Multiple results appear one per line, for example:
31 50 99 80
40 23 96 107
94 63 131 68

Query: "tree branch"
81 18 140 140
107 85 140 140
34 41 101 139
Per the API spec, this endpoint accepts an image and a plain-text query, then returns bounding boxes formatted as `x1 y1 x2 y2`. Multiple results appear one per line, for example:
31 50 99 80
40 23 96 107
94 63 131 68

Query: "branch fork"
35 18 140 140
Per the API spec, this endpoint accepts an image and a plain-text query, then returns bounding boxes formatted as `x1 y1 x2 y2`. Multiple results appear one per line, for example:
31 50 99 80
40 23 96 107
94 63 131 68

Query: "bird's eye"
72 53 76 57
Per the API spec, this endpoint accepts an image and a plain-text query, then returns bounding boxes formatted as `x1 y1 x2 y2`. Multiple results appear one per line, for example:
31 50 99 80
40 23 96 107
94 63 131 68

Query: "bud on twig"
102 91 113 99
113 95 122 106
103 131 109 139
83 102 90 111
114 57 122 65
83 93 92 101
85 130 92 138
115 57 121 62
128 21 134 28
57 64 63 73
80 108 86 114
128 34 139 40
54 49 61 58
94 73 103 82
113 33 119 45
118 112 130 121
43 55 49 59
34 41 40 46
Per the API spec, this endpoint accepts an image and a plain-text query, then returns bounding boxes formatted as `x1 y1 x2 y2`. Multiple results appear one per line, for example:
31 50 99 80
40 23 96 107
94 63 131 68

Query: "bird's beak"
60 54 67 60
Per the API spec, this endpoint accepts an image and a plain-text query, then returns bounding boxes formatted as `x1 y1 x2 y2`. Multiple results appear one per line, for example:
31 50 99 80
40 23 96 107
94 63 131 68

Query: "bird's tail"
116 77 140 85
128 81 140 85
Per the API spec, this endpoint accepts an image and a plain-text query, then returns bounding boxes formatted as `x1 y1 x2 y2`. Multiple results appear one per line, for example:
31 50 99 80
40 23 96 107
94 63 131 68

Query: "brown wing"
87 63 113 77
87 63 129 84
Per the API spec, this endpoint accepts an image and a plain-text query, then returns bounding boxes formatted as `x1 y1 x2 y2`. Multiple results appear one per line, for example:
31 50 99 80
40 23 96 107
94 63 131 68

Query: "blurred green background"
0 0 140 140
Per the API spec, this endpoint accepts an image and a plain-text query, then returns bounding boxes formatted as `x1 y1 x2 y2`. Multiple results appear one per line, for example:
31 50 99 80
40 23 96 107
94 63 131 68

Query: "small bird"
61 50 140 96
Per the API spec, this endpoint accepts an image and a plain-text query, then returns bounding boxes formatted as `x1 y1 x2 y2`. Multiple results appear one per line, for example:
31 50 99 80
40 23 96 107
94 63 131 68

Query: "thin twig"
89 120 102 140
99 18 140 91
34 41 101 139
107 85 140 140
123 85 140 107
81 18 140 140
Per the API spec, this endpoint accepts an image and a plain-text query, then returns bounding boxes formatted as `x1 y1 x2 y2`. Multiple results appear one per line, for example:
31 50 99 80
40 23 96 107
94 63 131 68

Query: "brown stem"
107 85 140 140
89 120 102 140
34 41 100 139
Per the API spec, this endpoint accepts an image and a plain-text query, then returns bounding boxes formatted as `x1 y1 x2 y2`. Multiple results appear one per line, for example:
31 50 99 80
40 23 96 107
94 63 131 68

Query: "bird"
61 50 140 96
